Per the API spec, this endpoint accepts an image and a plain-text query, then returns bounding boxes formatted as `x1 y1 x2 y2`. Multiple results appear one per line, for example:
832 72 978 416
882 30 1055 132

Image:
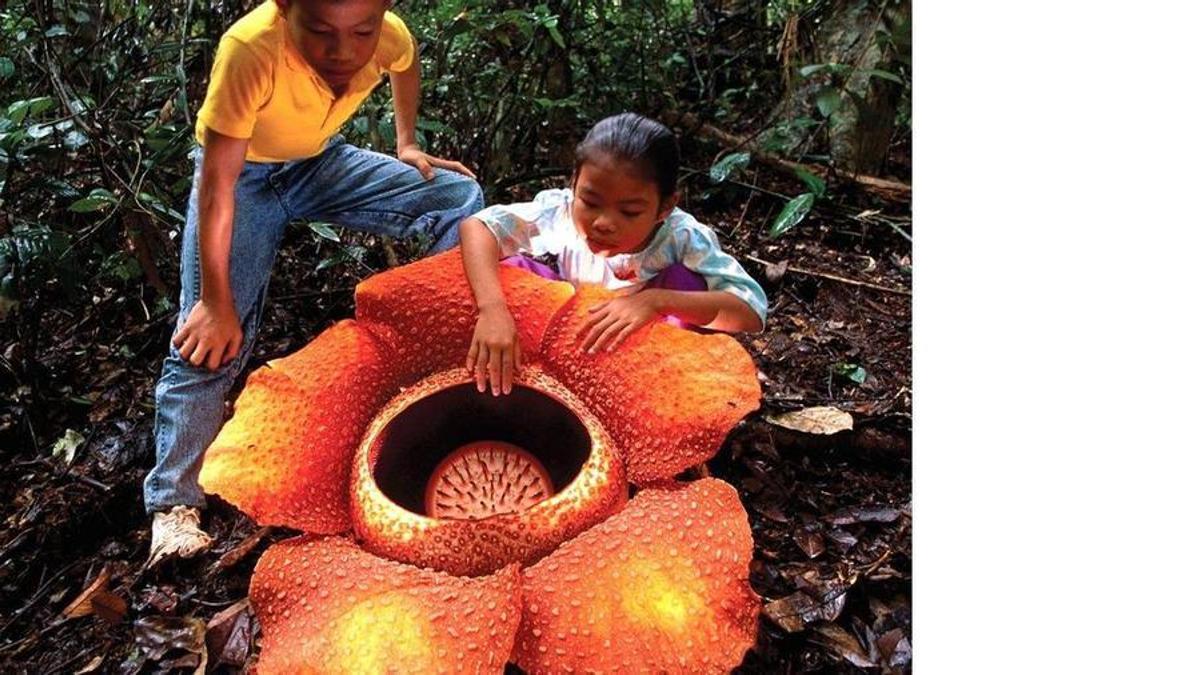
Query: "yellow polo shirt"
195 1 415 163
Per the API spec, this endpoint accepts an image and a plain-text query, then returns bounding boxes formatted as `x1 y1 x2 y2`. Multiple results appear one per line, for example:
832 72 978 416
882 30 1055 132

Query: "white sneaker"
147 506 214 568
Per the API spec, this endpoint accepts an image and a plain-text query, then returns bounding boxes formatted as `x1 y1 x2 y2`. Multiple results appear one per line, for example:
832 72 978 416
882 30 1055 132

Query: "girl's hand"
173 299 243 371
578 292 662 354
467 304 522 395
397 144 476 180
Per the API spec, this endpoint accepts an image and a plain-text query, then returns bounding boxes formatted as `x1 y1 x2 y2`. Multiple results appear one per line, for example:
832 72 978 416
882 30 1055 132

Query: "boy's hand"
467 304 521 396
578 292 661 354
398 144 476 180
173 299 243 371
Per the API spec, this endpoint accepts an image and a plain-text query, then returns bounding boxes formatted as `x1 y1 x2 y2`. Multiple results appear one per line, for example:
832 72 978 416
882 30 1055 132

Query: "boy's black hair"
574 113 680 200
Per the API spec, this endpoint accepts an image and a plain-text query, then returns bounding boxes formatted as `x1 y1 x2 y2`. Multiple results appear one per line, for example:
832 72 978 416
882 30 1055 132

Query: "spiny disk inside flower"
425 440 554 520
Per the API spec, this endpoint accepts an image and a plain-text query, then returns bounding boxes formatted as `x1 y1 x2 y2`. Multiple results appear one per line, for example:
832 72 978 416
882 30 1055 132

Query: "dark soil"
0 160 911 673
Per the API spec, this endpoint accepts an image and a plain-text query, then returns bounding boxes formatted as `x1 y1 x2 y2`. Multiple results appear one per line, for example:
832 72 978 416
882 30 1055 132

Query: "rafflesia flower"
199 250 764 673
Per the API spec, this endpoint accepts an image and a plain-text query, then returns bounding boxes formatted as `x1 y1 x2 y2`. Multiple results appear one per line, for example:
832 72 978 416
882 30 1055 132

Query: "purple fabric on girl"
501 255 706 328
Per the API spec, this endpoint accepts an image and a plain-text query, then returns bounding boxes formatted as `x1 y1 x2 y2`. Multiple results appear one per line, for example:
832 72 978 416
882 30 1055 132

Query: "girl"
460 112 767 396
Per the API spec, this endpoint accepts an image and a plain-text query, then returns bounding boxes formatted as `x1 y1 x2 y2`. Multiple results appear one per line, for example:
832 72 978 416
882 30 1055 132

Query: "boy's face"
276 0 389 89
571 156 678 257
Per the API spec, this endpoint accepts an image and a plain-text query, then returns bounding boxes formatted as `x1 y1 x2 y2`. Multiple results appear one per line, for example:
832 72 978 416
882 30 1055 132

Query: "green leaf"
64 130 89 150
137 192 184 223
816 88 842 117
68 188 117 213
801 63 851 78
30 97 56 117
793 167 827 199
68 196 112 213
51 428 85 464
0 57 13 80
863 68 904 85
6 97 54 125
832 362 868 385
153 294 175 316
307 222 340 242
532 96 578 110
709 151 751 183
768 193 815 239
102 251 142 282
26 123 54 140
44 24 69 38
315 244 366 272
546 22 566 49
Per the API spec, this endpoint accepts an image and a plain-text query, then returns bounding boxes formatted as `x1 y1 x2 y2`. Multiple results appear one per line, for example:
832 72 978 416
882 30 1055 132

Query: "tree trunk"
781 0 911 176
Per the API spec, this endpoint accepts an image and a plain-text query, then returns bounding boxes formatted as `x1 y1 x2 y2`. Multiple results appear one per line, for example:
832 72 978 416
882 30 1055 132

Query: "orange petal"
541 286 761 484
250 536 522 674
200 320 402 533
513 478 761 673
355 249 575 375
352 366 628 577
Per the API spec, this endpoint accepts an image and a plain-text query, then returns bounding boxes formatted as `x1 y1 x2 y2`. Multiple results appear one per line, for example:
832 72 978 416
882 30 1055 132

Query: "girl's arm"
578 289 762 354
461 217 521 396
580 221 766 352
643 288 764 332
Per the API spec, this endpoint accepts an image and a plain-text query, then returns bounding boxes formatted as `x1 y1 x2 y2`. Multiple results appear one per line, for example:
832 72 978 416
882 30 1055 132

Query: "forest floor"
0 145 911 673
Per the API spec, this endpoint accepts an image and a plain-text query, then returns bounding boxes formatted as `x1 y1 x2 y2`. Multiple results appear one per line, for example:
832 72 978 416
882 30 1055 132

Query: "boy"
144 0 483 566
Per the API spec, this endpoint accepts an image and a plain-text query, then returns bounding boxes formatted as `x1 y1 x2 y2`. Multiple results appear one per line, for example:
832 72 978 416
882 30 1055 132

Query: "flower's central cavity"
425 440 554 520
369 382 592 518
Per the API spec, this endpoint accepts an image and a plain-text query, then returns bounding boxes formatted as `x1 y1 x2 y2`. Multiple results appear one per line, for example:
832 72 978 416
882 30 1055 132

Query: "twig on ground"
746 255 911 296
68 472 111 493
729 169 759 240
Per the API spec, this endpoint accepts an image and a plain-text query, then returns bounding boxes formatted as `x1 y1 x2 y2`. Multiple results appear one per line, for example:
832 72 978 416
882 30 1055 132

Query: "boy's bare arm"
460 217 520 396
172 129 249 371
388 56 475 179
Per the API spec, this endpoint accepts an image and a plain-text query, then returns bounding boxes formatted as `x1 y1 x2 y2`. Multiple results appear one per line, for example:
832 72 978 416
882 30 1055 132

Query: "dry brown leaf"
213 526 272 571
90 590 128 625
206 599 253 668
794 530 826 559
813 623 876 668
134 615 207 663
788 315 816 340
767 406 853 435
825 505 903 526
877 628 912 668
61 566 127 624
73 655 104 674
765 259 789 283
762 579 852 633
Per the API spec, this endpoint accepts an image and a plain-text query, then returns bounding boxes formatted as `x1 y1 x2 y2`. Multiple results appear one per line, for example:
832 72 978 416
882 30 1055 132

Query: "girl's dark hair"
574 113 680 200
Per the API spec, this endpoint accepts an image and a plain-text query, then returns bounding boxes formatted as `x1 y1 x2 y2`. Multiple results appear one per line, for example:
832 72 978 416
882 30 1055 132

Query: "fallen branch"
664 111 911 200
124 213 167 296
746 255 911 296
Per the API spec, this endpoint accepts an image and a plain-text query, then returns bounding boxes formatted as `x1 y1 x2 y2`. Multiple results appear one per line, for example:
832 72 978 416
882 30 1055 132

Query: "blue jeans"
143 137 484 514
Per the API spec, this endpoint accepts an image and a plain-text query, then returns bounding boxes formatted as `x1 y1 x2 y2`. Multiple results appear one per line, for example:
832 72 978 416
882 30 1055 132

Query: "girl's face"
277 0 388 90
571 156 679 257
